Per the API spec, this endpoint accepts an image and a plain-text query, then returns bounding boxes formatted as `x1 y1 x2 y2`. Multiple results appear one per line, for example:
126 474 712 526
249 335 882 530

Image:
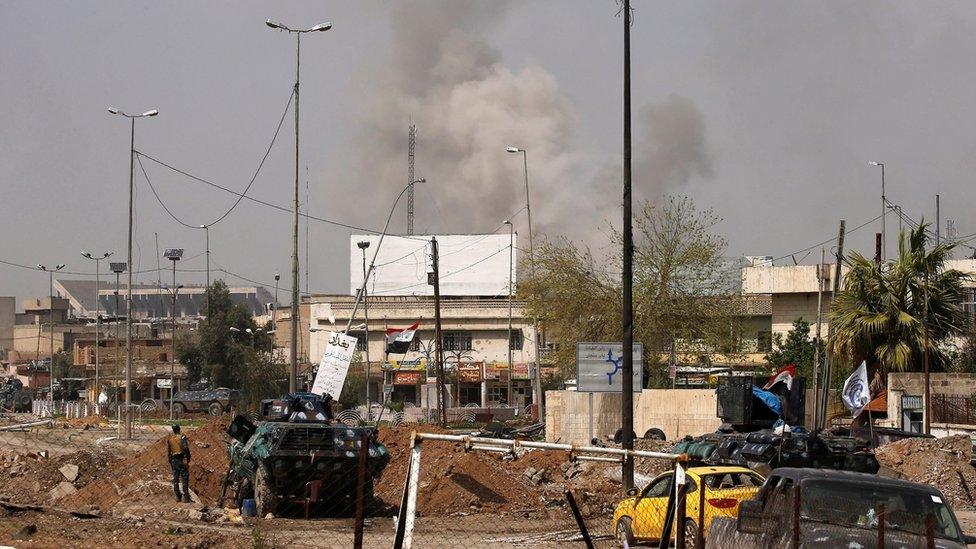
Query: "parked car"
612 465 764 547
708 467 976 548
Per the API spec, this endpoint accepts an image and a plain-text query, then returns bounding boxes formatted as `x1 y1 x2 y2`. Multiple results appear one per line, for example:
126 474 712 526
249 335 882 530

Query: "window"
443 331 472 352
409 335 422 352
349 331 368 352
509 329 523 351
756 331 772 352
486 386 508 405
640 474 673 499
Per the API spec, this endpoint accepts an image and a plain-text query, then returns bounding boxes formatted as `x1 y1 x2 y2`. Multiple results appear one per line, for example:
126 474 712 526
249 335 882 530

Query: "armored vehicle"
225 392 390 517
142 386 240 415
0 378 32 413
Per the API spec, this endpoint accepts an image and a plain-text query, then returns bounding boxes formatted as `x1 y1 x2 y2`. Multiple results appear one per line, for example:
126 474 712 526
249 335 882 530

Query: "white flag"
842 360 872 417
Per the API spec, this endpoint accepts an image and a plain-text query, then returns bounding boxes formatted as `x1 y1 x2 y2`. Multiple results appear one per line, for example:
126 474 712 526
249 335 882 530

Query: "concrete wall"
0 297 14 357
545 389 722 445
884 373 976 430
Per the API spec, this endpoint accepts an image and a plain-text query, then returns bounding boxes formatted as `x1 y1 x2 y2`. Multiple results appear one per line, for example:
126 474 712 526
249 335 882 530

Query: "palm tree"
829 222 969 383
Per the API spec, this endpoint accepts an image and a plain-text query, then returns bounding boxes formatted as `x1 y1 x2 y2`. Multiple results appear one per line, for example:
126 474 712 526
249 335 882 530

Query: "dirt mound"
875 434 976 508
64 418 230 510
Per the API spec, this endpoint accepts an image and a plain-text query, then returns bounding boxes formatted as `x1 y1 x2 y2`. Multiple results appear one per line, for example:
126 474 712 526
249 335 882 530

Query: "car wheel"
643 427 667 441
616 516 636 547
683 518 699 549
254 466 276 517
208 402 223 416
140 399 158 412
172 402 186 415
613 428 638 444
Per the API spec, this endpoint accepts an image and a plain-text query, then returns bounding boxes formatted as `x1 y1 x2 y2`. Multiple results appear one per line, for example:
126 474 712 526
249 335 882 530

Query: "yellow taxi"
611 465 764 547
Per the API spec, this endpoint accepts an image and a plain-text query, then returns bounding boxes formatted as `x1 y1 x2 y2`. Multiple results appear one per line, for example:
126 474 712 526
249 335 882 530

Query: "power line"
136 90 294 229
771 214 883 263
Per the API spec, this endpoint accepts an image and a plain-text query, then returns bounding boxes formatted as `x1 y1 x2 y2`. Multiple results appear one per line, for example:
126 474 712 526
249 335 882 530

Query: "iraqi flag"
763 365 796 391
386 323 419 354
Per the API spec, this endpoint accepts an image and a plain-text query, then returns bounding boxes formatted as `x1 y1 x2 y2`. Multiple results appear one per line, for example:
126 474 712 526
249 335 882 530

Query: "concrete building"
303 294 537 409
742 259 976 346
0 297 14 360
54 279 275 320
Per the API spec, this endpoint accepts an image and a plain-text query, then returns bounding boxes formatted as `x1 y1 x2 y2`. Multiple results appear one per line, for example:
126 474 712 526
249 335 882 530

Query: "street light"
110 105 158 439
81 251 113 403
357 240 372 418
504 220 515 407
199 225 211 316
266 17 332 394
36 263 66 401
869 161 886 261
506 145 543 420
160 282 183 419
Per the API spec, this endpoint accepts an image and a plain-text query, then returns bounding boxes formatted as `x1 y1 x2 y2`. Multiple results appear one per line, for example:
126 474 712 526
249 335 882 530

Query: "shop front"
484 362 532 409
457 363 483 406
384 358 426 405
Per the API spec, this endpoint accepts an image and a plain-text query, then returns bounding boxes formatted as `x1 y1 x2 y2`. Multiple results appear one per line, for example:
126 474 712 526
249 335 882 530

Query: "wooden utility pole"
819 221 845 429
924 266 931 435
430 238 448 427
620 0 635 492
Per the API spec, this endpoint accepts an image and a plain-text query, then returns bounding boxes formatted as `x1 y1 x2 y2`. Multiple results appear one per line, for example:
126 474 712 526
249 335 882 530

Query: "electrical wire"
770 214 883 262
137 90 294 229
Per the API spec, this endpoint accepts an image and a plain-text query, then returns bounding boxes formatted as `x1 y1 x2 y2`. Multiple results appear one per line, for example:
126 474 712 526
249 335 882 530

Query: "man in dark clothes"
167 423 191 503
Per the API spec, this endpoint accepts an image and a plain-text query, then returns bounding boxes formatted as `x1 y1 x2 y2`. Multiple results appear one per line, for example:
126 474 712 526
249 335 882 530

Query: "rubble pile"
875 434 976 508
0 447 122 505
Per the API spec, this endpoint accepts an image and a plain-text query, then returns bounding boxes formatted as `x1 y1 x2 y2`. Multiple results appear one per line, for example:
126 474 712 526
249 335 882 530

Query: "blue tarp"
752 386 783 417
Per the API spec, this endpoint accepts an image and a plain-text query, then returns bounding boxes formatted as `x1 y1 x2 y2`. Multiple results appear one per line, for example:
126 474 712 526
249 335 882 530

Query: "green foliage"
338 370 367 409
765 319 816 379
177 280 283 404
520 196 745 388
829 223 970 376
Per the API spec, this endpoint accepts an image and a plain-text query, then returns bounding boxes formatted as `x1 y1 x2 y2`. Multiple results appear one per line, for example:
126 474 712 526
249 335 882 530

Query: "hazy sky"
4 1 976 303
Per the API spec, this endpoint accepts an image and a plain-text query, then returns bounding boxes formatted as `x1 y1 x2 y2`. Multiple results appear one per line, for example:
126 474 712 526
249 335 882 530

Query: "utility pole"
164 249 183 419
870 162 886 261
430 237 447 427
813 249 825 427
266 18 332 394
936 194 941 247
407 124 416 235
200 225 211 316
620 0 635 492
110 261 126 421
924 265 931 435
505 221 515 406
819 220 845 429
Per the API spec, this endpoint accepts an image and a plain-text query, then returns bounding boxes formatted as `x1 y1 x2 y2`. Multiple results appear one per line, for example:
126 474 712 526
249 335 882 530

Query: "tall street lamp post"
163 249 183 420
36 263 66 401
265 18 332 394
506 146 544 420
109 106 158 439
110 261 126 422
357 240 372 419
82 251 113 403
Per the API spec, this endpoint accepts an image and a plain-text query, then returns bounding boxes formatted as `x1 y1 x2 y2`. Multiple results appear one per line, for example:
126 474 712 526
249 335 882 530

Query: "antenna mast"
407 124 416 235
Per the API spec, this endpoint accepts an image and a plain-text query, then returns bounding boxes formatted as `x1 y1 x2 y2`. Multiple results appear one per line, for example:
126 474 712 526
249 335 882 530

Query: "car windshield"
799 480 961 542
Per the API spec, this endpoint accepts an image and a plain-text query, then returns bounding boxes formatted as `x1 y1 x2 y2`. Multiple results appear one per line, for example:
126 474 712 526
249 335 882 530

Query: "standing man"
167 423 191 503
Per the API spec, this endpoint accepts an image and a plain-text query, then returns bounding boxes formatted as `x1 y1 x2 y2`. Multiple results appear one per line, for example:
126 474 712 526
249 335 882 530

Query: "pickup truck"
707 467 976 548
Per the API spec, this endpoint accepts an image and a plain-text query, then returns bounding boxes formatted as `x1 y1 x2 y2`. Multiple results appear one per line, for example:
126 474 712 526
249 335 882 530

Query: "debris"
187 509 204 521
48 481 77 501
876 434 976 508
59 463 79 482
12 524 37 540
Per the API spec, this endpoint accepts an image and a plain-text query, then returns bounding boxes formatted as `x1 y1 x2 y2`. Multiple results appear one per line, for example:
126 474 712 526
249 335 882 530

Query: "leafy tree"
177 280 281 402
765 319 816 379
829 223 970 382
520 196 744 388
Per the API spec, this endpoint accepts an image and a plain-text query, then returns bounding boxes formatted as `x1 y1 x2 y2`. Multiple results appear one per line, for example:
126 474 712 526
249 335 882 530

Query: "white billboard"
350 234 515 297
576 342 644 393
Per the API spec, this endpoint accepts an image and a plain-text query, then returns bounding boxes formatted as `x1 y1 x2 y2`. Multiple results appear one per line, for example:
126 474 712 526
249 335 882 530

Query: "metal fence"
931 394 976 425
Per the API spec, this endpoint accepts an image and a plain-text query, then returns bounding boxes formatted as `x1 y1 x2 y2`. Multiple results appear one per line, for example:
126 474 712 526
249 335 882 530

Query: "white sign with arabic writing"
576 342 643 393
311 331 358 398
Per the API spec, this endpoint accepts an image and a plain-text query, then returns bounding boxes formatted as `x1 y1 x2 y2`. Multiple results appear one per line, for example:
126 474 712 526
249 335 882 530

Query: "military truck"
225 392 390 517
142 386 240 415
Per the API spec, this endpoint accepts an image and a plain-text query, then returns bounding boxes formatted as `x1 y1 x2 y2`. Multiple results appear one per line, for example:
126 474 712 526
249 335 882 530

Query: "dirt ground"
876 434 976 509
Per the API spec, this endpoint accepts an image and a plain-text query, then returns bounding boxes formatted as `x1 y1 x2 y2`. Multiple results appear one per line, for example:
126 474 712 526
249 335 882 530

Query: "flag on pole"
386 323 419 354
763 365 796 390
842 360 872 417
